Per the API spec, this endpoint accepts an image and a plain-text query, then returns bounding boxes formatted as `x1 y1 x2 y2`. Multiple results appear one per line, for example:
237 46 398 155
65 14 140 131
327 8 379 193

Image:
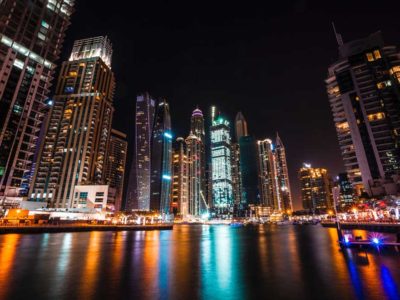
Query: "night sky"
60 0 400 209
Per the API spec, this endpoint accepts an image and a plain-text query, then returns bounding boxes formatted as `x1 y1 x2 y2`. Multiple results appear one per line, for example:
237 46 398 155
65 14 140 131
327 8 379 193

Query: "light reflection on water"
0 225 399 300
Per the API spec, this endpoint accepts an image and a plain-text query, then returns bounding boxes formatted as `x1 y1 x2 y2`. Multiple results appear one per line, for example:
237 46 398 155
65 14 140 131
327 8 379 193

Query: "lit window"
367 112 385 121
366 53 374 62
373 50 382 59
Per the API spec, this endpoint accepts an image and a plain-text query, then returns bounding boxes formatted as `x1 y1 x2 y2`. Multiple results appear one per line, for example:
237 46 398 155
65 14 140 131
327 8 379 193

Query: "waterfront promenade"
0 224 173 234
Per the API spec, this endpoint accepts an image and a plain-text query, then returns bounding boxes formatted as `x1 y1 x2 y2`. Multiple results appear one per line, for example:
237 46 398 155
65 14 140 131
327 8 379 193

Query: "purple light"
192 108 203 117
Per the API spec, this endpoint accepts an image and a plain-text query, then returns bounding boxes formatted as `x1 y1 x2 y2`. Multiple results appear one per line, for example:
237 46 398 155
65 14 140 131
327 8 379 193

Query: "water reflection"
0 234 20 299
0 225 399 299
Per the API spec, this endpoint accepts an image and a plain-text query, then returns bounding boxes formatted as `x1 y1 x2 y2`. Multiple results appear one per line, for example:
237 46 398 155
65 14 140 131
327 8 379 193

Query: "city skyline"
59 0 400 209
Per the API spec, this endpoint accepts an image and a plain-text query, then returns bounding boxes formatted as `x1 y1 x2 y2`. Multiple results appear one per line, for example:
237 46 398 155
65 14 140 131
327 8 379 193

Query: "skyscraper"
186 133 203 216
336 172 354 209
239 135 259 206
275 133 293 211
125 93 156 211
0 0 74 200
326 31 400 196
300 163 333 211
235 112 248 141
29 36 115 208
105 129 127 211
257 139 280 209
210 114 233 211
189 107 206 213
171 137 189 216
231 142 242 206
150 99 172 215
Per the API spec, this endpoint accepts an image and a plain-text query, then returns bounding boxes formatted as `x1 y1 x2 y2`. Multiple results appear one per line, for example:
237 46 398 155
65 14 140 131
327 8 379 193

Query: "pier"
321 220 400 233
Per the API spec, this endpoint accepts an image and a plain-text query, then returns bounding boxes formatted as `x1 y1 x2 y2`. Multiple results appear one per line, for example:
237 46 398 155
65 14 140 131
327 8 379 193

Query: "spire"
276 132 284 148
332 22 343 46
235 111 248 141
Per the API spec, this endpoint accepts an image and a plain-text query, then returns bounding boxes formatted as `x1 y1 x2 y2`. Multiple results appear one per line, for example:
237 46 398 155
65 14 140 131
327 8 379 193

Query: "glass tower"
150 99 172 215
210 115 233 211
125 93 156 211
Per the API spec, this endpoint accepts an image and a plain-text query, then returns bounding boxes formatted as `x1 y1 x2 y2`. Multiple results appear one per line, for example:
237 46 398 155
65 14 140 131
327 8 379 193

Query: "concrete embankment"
0 224 173 234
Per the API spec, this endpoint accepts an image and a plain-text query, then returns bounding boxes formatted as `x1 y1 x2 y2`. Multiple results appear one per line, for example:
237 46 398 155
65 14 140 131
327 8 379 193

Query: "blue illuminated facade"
210 116 233 210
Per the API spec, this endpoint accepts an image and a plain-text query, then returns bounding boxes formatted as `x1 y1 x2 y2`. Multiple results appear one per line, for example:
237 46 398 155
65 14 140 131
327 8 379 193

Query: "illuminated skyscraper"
186 133 203 216
189 107 206 215
210 114 233 211
231 143 242 205
275 133 293 211
171 138 189 216
300 163 333 211
257 139 280 209
105 129 127 211
235 112 248 141
125 93 156 211
150 99 172 215
326 31 400 196
29 36 115 208
0 0 74 200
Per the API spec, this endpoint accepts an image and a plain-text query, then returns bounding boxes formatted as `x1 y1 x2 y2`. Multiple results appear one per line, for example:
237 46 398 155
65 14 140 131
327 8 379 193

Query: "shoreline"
0 224 173 234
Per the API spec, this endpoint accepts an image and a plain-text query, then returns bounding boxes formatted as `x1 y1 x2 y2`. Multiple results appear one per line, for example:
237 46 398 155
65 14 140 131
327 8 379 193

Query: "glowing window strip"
1 35 54 69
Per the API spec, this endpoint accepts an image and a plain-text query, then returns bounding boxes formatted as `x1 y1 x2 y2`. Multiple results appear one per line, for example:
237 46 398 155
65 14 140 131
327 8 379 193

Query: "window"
95 192 104 196
367 112 385 121
366 53 374 62
373 50 382 59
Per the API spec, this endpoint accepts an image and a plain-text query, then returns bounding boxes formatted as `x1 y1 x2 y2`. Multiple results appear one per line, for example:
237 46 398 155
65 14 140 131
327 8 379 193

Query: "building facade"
125 93 156 211
239 135 260 206
257 139 280 209
150 99 172 215
210 115 233 211
171 137 189 216
300 164 333 211
275 134 293 212
105 129 127 211
234 112 248 141
186 133 203 216
0 0 74 200
29 36 115 208
231 142 242 206
326 32 400 196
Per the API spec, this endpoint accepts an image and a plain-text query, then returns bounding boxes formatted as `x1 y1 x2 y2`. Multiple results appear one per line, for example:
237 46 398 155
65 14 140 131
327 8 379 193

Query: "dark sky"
61 0 400 210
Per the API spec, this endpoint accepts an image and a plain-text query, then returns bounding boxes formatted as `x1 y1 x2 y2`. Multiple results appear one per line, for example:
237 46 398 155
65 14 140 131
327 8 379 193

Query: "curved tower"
150 99 172 215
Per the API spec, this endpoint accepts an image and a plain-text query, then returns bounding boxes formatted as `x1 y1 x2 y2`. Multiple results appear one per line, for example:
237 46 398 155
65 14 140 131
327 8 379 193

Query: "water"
0 225 399 300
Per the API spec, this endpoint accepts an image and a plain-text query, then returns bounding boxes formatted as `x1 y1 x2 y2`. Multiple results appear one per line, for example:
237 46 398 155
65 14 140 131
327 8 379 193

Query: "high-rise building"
189 107 206 212
0 0 74 200
29 36 115 208
235 112 248 141
231 142 242 205
125 93 156 211
171 137 189 216
326 31 400 196
257 139 280 209
336 172 354 209
239 136 259 206
299 163 333 211
210 115 233 211
150 99 172 215
105 129 127 211
186 133 203 216
275 133 293 211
